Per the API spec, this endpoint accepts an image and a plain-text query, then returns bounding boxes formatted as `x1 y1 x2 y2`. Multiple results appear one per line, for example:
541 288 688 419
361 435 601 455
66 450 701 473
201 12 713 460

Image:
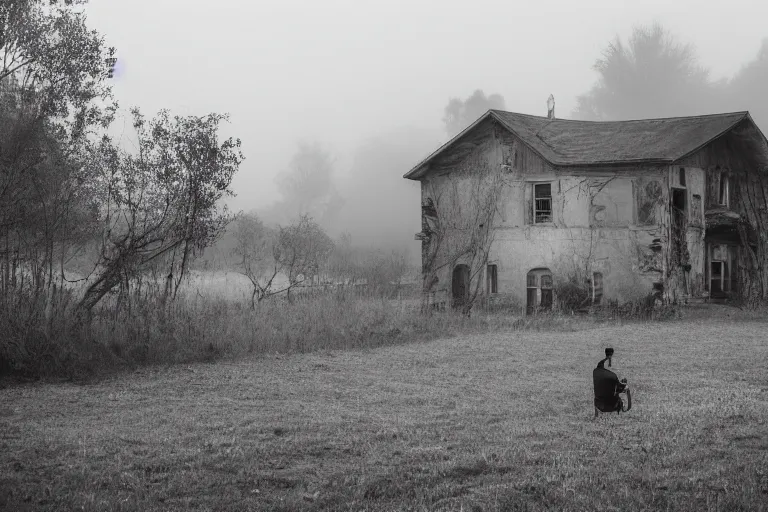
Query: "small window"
486 264 497 294
592 272 604 304
679 168 686 187
534 183 552 223
718 173 729 207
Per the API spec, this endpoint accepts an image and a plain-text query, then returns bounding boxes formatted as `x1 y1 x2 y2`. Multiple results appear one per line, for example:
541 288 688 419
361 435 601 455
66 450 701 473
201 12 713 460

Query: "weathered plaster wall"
488 227 658 305
419 121 675 309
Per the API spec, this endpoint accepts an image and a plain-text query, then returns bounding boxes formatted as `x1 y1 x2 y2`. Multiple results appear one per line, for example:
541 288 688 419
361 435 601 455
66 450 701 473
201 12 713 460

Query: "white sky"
85 0 768 213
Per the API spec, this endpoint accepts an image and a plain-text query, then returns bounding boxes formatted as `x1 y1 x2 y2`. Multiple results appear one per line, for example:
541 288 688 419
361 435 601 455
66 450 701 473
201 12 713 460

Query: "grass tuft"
1 317 767 510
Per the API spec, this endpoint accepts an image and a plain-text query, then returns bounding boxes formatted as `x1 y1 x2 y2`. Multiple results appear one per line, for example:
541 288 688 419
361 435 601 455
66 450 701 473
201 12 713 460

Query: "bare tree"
230 213 281 308
419 149 506 315
76 108 243 314
273 215 334 301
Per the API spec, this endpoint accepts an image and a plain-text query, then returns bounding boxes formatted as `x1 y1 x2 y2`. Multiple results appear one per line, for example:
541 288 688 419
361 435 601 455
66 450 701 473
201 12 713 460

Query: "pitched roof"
404 110 754 179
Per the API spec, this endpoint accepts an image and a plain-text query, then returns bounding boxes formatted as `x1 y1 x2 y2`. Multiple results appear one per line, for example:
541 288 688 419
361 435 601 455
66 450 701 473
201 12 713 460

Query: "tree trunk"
76 268 123 316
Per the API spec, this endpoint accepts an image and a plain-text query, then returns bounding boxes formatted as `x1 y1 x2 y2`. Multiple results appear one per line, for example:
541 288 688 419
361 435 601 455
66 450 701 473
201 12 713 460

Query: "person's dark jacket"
593 357 626 411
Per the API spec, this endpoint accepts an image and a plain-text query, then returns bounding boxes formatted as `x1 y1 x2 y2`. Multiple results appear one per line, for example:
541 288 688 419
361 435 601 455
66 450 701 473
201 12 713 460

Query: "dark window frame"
526 269 553 314
533 183 553 224
486 264 498 294
718 172 729 207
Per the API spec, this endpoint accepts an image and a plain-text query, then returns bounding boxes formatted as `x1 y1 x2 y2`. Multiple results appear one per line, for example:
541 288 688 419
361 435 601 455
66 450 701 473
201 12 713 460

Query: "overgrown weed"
1 282 756 382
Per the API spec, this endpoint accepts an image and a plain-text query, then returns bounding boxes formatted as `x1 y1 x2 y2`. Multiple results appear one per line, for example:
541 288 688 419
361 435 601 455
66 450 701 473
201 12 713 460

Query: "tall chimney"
547 94 555 119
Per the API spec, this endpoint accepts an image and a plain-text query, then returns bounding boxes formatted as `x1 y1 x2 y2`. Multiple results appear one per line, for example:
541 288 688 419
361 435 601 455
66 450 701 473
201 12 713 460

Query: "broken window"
708 244 738 296
636 180 662 226
718 172 729 207
526 268 553 314
533 183 552 223
592 272 604 304
486 264 498 294
710 261 727 294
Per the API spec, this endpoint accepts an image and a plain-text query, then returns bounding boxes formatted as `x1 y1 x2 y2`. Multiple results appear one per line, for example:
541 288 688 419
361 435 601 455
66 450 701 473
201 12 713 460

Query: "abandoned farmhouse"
405 109 768 313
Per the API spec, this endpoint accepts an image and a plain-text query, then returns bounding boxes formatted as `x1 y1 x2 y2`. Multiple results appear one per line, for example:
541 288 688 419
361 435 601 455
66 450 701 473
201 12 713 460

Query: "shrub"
597 293 679 321
553 276 590 314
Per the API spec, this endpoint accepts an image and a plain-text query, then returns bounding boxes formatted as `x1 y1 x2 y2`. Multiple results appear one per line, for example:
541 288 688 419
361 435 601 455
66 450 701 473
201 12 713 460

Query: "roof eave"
672 112 751 163
403 110 495 180
553 158 674 168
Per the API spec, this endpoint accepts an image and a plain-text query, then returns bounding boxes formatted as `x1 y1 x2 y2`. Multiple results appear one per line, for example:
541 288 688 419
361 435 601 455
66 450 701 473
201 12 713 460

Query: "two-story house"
404 109 768 312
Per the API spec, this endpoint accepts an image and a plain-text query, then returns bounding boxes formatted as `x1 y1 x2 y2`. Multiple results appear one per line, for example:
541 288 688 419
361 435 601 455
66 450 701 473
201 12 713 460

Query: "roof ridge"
490 109 749 124
404 109 760 180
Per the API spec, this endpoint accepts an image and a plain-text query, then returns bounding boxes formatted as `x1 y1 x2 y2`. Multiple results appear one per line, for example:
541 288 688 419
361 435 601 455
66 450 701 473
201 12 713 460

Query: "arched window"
526 268 553 314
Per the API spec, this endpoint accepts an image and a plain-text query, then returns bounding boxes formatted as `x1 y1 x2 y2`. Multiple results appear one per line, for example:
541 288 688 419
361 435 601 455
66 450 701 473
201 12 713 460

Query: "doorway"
707 243 738 298
452 264 470 309
671 188 687 264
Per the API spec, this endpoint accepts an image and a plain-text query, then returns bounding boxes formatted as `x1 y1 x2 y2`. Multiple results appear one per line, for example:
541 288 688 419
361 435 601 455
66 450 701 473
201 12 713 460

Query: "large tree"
443 89 505 137
336 126 438 253
273 214 333 301
0 0 115 303
262 142 344 230
573 23 717 121
726 38 768 131
77 108 243 313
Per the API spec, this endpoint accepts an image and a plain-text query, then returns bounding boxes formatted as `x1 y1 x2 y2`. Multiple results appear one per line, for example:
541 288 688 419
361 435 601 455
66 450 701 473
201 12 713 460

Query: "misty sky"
85 0 768 214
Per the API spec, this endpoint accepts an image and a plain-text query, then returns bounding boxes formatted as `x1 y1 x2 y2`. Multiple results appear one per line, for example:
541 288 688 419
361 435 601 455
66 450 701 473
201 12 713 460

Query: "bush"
0 283 504 381
0 288 123 381
553 277 590 313
0 274 693 382
597 293 679 321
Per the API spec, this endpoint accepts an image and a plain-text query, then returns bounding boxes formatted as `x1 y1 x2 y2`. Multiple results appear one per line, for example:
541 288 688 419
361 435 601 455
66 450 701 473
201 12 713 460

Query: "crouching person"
593 347 631 419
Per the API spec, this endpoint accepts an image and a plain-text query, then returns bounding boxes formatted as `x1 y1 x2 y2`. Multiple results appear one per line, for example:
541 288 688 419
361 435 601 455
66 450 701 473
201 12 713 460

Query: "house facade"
404 110 768 313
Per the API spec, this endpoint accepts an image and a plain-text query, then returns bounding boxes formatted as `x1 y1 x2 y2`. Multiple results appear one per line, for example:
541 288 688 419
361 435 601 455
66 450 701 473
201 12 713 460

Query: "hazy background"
83 0 768 260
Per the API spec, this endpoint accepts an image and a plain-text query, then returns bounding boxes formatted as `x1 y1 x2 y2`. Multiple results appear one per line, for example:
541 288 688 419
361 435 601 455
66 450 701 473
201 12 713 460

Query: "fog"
83 0 768 261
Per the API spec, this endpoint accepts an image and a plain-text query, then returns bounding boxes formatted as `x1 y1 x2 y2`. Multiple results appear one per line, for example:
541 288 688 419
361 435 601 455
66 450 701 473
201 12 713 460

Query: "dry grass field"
1 310 768 511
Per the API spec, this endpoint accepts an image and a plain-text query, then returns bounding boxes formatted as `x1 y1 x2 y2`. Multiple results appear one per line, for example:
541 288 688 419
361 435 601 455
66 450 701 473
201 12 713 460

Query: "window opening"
534 183 552 223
